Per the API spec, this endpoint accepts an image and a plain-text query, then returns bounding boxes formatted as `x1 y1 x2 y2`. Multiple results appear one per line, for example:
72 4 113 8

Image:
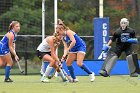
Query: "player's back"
0 30 16 50
37 36 51 52
74 34 85 47
64 33 86 48
0 34 9 49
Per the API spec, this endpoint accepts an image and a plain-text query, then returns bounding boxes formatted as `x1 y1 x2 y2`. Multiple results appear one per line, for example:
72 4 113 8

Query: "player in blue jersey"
0 21 20 82
56 19 95 82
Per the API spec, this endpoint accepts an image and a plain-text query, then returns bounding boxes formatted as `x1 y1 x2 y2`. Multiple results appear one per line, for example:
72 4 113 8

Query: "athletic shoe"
41 76 49 83
99 69 109 77
4 78 13 82
63 78 69 83
68 78 79 83
89 72 95 82
62 77 68 82
130 72 139 77
40 70 44 76
73 78 79 82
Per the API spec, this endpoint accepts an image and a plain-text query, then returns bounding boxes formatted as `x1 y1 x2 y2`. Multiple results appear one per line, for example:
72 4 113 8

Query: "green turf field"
0 75 140 93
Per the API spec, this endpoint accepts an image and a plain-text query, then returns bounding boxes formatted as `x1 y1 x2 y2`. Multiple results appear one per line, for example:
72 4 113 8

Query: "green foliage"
104 7 128 34
0 0 42 35
58 1 96 35
0 0 140 60
0 0 140 36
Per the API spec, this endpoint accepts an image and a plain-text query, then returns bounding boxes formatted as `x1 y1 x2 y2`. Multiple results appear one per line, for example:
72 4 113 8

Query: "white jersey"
37 36 58 52
37 37 51 52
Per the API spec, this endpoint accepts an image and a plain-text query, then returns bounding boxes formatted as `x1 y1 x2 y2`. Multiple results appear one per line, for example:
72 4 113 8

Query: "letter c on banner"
103 23 107 29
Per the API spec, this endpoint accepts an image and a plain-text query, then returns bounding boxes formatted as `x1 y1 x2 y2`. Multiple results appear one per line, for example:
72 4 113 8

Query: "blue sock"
43 62 48 73
67 66 76 79
80 64 92 74
5 66 11 79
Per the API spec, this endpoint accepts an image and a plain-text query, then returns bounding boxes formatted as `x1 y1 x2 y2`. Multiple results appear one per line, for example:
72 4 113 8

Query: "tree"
0 0 42 35
58 0 96 36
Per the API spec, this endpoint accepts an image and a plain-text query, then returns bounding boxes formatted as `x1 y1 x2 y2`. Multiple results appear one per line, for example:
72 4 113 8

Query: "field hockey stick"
98 46 111 59
61 68 72 81
61 54 68 62
59 55 72 81
17 60 24 73
48 55 68 79
48 64 72 80
48 62 62 79
98 51 104 59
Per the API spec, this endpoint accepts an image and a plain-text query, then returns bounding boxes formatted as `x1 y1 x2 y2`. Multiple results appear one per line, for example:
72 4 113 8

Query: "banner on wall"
94 17 110 60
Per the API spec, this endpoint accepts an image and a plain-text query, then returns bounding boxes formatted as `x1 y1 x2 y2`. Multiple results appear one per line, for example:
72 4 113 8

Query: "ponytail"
9 22 13 32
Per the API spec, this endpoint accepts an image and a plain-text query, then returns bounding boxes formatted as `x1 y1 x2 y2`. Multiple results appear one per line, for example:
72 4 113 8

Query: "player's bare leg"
41 55 55 83
0 57 6 67
4 53 13 82
77 52 95 82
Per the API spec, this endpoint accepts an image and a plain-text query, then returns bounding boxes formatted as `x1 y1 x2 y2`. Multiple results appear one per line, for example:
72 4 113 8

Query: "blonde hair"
9 21 20 31
53 32 62 44
53 32 58 37
57 19 69 30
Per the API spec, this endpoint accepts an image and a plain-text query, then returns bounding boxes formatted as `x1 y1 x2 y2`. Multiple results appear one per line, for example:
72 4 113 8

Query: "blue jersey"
0 30 16 56
63 34 86 53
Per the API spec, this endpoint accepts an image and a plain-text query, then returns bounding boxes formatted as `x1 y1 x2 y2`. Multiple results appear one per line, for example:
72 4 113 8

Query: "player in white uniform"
36 33 66 82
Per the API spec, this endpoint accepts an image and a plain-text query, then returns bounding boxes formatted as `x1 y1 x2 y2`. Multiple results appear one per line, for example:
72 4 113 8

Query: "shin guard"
100 53 118 75
126 53 140 75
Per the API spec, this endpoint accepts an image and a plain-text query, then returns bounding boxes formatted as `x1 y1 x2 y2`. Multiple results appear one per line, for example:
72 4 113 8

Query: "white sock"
40 62 44 74
59 69 66 80
43 65 53 77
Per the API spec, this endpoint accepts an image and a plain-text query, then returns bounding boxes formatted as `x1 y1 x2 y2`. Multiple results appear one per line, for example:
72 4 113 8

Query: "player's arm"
66 30 76 51
54 41 60 51
13 43 17 56
13 42 16 50
108 31 117 45
53 42 60 55
102 31 117 52
62 39 68 58
54 46 58 53
107 40 112 46
8 32 16 56
8 32 19 61
126 30 138 44
48 37 60 62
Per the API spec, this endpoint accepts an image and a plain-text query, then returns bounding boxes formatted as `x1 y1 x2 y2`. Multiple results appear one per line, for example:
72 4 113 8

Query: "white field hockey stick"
48 64 72 80
48 55 68 79
98 46 111 59
98 51 104 59
61 68 72 81
17 60 24 73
